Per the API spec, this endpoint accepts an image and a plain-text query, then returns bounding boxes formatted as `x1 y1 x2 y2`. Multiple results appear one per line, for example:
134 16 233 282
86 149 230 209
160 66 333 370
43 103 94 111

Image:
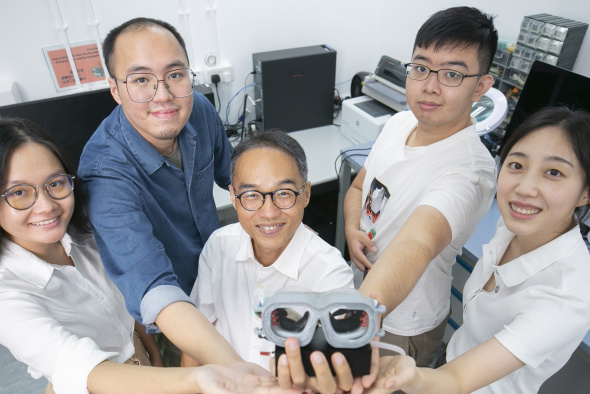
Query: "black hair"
414 6 498 73
0 118 91 254
500 106 590 222
102 17 189 76
230 129 308 184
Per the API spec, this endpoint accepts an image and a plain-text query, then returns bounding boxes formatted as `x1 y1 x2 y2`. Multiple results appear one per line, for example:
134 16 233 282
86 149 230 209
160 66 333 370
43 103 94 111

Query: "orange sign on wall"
43 41 106 91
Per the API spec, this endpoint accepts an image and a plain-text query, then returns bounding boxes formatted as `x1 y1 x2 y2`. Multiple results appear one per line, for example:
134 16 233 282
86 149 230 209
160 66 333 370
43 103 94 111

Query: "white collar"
235 223 309 280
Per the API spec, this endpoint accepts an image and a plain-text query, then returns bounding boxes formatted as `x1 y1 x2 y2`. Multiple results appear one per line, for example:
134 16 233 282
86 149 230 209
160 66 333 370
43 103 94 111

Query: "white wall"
1 0 588 124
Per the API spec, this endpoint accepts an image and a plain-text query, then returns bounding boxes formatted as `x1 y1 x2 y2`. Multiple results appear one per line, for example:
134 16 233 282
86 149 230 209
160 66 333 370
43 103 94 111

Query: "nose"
152 79 174 102
422 71 441 92
514 172 539 197
33 187 59 211
257 194 281 218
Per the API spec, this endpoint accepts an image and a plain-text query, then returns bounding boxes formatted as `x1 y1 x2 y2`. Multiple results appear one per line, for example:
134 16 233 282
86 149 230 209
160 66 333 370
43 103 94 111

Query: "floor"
0 345 47 393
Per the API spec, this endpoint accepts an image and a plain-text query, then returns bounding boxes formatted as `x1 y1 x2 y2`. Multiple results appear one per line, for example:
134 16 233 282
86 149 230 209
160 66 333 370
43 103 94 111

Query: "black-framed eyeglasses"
1 174 75 210
403 63 485 87
112 68 196 103
234 187 306 211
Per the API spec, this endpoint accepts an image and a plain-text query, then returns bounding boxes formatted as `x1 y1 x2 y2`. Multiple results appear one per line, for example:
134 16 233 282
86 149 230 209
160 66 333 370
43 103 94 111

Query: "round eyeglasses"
1 174 75 210
112 68 196 103
234 187 305 211
404 63 485 87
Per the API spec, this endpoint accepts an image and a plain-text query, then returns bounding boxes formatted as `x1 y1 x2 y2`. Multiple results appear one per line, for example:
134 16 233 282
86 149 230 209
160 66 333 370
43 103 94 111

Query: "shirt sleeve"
495 286 590 369
0 292 117 394
192 239 217 324
420 168 495 241
83 170 191 328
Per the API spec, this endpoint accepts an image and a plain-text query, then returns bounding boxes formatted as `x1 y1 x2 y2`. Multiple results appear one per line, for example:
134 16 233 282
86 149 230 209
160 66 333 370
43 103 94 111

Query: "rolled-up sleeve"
84 171 191 329
0 293 117 394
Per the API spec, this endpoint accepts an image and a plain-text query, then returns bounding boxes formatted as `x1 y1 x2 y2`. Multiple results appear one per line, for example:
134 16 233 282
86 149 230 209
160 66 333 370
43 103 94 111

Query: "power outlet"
204 63 233 84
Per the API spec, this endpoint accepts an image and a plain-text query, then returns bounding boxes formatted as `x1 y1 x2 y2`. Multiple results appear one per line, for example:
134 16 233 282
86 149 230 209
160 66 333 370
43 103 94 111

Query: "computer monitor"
0 88 117 169
500 61 590 154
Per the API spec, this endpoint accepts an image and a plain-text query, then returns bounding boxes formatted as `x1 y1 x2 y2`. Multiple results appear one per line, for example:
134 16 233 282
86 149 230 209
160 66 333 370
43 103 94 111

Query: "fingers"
276 354 294 390
331 352 353 392
284 338 308 391
309 351 337 394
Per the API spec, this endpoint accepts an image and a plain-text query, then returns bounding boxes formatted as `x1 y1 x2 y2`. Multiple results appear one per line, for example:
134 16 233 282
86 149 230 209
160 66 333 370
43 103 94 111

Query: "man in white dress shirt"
183 130 354 370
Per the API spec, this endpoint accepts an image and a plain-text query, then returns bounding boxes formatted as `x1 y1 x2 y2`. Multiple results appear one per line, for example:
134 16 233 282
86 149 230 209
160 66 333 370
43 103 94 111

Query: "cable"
333 146 373 178
225 83 256 125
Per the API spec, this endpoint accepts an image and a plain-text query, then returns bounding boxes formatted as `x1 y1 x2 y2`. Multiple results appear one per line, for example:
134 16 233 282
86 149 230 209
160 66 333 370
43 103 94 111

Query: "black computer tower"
253 45 336 132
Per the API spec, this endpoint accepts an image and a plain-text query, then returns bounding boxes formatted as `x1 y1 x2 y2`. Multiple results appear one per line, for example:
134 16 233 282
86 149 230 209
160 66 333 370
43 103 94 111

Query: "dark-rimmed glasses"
404 63 485 87
1 174 75 210
234 187 305 211
112 68 196 103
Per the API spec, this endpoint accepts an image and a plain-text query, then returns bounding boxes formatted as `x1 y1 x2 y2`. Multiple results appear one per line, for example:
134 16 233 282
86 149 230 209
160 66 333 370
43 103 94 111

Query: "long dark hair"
500 106 590 222
0 118 91 254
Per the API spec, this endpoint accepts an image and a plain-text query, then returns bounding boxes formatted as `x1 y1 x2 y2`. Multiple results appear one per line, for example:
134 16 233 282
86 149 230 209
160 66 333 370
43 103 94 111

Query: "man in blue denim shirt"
78 18 255 371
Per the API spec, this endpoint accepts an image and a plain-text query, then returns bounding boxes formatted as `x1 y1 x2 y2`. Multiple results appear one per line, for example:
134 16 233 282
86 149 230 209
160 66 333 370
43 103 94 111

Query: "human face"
230 148 310 267
405 44 493 140
497 126 589 252
108 26 193 155
0 143 74 256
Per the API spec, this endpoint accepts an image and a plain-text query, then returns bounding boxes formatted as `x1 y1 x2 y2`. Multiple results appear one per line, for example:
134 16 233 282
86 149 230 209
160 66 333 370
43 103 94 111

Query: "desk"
214 124 356 212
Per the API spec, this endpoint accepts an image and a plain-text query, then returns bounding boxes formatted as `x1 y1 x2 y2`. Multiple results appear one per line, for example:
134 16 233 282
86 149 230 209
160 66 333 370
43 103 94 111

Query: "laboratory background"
1 0 589 392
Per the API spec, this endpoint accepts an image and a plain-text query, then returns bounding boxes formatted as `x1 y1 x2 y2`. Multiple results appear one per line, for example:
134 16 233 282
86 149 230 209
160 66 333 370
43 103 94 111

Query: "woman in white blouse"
0 118 282 394
368 106 590 393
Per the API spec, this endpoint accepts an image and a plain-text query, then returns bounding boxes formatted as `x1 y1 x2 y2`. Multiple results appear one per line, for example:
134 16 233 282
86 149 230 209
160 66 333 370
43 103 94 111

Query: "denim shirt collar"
117 107 197 176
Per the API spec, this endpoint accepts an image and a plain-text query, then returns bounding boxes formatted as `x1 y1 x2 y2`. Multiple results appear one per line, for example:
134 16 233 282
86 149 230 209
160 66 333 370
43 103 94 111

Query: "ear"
229 184 238 211
108 77 123 105
302 181 311 208
576 187 590 208
471 74 495 103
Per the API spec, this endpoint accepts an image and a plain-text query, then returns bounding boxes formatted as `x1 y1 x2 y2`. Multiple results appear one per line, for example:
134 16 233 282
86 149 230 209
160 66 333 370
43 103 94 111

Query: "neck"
156 137 177 156
21 240 73 267
407 116 472 147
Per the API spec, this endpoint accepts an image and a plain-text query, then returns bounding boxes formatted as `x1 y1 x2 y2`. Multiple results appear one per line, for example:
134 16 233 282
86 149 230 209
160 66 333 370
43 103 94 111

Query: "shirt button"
258 284 263 289
495 286 499 293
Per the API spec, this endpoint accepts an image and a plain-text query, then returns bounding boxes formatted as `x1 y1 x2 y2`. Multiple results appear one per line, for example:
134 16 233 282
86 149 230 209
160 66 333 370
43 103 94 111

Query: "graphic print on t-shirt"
361 178 390 240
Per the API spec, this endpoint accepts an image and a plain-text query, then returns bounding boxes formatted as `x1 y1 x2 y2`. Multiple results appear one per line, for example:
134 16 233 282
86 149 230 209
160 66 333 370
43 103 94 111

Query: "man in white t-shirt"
183 130 354 370
343 6 498 367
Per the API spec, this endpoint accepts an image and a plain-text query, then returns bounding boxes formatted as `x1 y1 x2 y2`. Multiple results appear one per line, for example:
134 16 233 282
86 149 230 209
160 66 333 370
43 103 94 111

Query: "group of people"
1 5 590 394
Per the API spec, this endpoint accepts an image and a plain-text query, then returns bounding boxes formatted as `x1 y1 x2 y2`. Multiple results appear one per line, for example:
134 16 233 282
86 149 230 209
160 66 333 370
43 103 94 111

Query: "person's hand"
275 338 355 394
232 360 275 379
191 364 297 394
364 355 417 393
345 229 375 272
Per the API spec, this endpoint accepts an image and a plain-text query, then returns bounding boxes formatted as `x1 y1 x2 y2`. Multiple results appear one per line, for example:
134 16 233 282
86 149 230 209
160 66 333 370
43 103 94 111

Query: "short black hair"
500 106 590 222
414 6 498 73
230 129 308 184
102 17 189 76
0 118 91 255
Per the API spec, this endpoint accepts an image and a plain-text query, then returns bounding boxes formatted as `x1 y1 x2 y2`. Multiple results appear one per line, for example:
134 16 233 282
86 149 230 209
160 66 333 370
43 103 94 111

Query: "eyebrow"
3 172 65 188
507 151 574 168
411 54 469 70
127 61 188 74
236 179 299 192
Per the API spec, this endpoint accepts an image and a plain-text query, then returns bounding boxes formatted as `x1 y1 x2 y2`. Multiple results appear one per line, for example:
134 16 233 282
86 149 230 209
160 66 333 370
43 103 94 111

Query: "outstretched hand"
364 355 417 393
193 363 296 394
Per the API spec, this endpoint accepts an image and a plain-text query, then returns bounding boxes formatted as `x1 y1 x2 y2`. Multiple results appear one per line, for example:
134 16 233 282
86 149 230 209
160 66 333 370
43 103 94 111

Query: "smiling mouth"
257 224 284 231
510 203 541 215
31 217 58 226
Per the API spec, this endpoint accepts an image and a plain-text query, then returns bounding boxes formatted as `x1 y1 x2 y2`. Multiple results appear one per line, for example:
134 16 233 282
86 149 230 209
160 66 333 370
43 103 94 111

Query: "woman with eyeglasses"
0 118 283 394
